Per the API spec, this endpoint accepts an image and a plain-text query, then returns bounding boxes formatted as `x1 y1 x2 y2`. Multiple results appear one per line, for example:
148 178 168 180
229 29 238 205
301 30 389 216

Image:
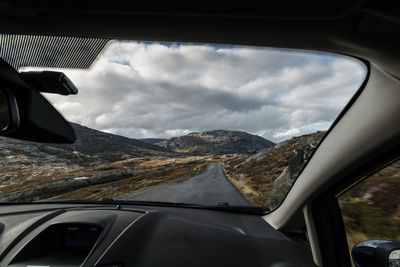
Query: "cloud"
39 41 366 143
273 128 301 139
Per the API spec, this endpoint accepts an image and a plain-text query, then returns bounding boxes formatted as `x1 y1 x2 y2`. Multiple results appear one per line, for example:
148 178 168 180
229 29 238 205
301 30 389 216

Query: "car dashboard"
0 203 316 267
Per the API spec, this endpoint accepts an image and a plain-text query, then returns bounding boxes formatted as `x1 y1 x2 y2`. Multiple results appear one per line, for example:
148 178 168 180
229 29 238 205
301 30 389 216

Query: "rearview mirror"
352 240 400 267
0 58 76 143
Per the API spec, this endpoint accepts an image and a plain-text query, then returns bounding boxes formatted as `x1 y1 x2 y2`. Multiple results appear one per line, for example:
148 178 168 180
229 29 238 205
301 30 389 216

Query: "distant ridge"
0 122 175 163
0 125 276 163
156 130 275 155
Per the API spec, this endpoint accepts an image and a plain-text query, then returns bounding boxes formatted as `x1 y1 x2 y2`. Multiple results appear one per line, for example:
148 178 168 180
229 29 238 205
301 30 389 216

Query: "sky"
36 40 367 143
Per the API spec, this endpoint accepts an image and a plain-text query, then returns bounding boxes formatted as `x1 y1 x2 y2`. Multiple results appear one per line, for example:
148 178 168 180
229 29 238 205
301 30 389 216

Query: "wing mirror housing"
352 240 400 267
0 58 76 143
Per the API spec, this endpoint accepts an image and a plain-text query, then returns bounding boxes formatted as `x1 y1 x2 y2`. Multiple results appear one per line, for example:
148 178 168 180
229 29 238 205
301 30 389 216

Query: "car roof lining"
0 2 399 77
0 1 365 19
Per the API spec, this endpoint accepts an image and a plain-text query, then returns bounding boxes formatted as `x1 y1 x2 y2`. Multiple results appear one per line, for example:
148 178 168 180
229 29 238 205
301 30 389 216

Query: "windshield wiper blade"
34 199 270 215
98 199 270 214
39 198 197 208
207 203 270 215
96 198 200 208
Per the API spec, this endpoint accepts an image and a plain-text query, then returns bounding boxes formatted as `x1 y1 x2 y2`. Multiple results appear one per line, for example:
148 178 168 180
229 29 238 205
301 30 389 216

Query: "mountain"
156 130 275 155
0 125 275 164
0 122 175 164
57 123 172 157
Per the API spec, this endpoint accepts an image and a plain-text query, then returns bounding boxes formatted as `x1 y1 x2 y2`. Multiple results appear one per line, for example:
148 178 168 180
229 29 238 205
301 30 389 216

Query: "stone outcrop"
273 137 317 186
268 137 319 208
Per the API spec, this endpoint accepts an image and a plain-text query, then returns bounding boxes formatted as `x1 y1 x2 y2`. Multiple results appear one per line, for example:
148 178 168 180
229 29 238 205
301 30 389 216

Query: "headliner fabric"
0 34 109 70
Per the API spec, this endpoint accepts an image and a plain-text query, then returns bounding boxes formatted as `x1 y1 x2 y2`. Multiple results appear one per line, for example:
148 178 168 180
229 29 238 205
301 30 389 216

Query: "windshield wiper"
36 198 196 208
99 199 270 214
33 199 270 215
207 202 270 215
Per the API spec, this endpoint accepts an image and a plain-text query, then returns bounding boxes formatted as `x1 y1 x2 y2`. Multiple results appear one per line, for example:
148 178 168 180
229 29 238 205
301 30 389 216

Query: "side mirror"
0 58 76 143
352 240 400 267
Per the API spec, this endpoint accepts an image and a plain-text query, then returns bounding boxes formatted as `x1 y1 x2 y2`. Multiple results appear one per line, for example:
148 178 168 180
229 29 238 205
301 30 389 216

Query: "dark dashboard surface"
0 203 316 267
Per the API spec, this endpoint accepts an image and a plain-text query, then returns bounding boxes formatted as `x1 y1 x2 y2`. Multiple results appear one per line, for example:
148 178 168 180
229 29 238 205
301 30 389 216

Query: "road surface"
122 163 250 206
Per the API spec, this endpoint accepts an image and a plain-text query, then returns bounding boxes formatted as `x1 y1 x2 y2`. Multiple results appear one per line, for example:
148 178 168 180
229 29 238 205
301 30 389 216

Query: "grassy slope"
48 159 209 200
0 156 209 201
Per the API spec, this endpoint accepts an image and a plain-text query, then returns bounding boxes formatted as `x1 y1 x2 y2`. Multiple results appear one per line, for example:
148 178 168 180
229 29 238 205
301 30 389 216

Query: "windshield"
0 39 367 211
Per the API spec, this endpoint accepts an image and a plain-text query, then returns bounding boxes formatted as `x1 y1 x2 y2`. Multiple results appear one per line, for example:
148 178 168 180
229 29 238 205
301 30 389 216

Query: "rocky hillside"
0 122 175 164
222 131 326 210
156 130 275 155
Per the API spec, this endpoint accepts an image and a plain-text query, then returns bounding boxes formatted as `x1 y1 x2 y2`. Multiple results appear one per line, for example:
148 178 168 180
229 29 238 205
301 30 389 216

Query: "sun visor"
0 34 109 70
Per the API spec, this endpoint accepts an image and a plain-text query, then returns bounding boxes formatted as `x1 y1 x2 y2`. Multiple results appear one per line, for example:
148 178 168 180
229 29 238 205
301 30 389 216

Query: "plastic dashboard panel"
0 204 316 267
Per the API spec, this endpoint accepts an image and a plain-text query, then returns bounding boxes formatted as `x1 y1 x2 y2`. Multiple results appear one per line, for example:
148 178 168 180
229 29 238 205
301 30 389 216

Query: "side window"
338 160 400 262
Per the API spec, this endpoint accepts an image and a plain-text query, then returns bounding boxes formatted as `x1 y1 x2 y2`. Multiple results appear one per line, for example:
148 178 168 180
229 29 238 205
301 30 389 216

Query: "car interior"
0 1 399 266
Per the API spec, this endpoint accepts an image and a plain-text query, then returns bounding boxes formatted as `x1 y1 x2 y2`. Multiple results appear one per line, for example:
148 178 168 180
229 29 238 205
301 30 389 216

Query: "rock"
274 166 290 186
273 138 317 186
268 182 292 209
243 150 270 163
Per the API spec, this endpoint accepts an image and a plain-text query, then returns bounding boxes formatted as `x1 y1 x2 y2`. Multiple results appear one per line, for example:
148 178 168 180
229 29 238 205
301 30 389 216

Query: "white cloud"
38 41 367 143
273 128 301 139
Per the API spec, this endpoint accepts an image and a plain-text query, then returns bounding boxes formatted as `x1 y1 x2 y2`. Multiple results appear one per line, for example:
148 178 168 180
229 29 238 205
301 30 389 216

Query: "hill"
0 122 175 164
156 130 275 155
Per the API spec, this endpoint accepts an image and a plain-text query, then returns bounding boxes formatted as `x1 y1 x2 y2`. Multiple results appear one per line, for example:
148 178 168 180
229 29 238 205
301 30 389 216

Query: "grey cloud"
44 41 367 143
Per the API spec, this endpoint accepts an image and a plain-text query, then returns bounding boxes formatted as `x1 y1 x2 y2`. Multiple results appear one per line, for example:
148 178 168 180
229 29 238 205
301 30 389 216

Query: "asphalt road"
122 163 250 206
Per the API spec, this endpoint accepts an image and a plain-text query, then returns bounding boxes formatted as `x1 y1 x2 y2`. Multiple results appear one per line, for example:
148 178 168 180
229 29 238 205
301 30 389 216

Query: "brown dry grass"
222 164 261 201
222 131 326 209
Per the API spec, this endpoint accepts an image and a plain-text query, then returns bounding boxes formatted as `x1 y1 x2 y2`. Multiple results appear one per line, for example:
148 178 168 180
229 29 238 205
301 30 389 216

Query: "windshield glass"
0 39 367 211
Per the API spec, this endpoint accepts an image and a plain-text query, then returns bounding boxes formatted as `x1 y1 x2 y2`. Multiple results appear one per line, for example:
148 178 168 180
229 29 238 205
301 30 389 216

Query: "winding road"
122 163 250 206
